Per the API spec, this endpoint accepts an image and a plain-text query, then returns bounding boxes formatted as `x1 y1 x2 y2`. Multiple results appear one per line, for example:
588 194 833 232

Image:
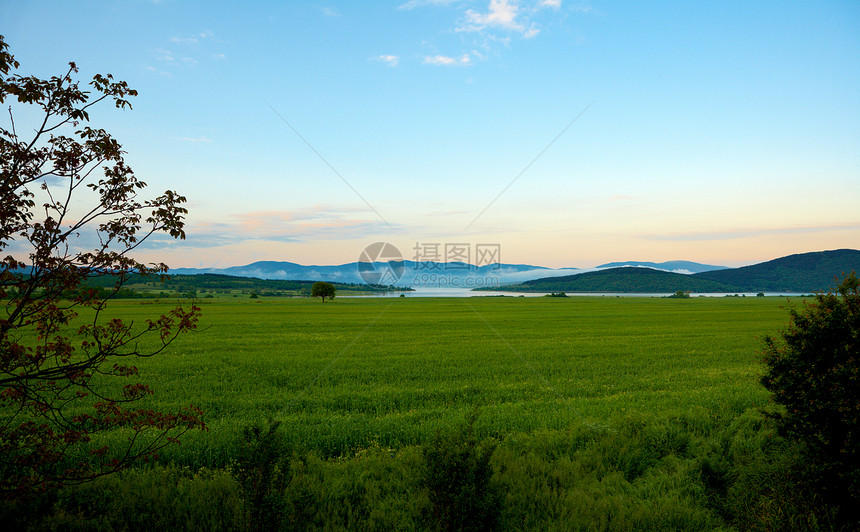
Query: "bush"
234 420 290 531
668 290 691 298
761 272 860 524
420 412 499 531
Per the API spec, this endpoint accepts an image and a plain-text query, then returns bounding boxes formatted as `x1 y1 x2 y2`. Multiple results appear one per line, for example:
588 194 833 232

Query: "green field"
9 296 830 530
87 296 787 459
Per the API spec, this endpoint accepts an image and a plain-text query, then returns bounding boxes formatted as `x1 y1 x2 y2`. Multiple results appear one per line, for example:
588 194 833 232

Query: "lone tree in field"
311 281 335 303
761 272 860 519
0 35 205 498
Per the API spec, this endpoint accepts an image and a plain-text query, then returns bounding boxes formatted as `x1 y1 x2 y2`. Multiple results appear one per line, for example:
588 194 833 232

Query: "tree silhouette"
0 35 205 498
311 281 336 303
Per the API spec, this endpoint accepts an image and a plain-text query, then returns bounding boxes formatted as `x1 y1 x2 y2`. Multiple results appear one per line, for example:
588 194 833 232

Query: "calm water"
342 288 810 298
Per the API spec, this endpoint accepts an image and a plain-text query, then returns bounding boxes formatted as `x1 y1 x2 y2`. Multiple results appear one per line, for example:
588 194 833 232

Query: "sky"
2 0 859 269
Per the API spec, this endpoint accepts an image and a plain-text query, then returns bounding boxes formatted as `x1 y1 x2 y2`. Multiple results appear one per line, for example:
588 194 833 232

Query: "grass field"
85 296 791 462
11 295 832 530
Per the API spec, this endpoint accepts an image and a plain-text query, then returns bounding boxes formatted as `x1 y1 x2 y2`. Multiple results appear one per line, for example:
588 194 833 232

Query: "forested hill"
491 267 740 293
693 249 860 292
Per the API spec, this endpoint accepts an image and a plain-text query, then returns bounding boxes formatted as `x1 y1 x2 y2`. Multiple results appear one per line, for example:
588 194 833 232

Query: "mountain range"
171 259 725 287
171 261 581 287
170 250 859 293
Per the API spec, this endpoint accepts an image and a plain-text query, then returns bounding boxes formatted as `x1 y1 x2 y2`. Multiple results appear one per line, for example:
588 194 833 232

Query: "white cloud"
320 6 340 17
154 48 175 62
177 136 213 143
462 0 523 31
466 0 522 31
454 0 556 40
402 0 570 66
523 23 540 38
377 54 400 67
212 53 227 60
170 31 213 45
423 54 472 66
171 36 199 45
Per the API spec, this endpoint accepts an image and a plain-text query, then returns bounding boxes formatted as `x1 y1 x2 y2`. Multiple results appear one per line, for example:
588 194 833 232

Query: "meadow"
87 296 783 460
6 296 834 530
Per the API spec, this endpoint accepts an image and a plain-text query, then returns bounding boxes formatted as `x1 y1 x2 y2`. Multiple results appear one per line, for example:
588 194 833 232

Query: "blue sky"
2 1 858 268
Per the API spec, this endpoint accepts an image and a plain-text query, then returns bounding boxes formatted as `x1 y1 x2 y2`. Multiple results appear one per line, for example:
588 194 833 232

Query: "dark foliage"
761 272 860 524
0 35 204 498
421 413 499 531
311 281 336 303
499 267 739 293
235 420 291 531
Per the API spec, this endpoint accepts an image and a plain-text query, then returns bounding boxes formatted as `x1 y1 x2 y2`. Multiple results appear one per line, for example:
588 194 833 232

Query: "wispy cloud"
144 65 171 77
169 31 214 45
376 54 400 67
523 23 540 38
320 6 340 17
154 48 175 62
401 0 575 65
170 36 199 45
570 2 595 14
461 0 523 32
148 206 402 249
424 53 472 66
641 223 860 242
149 31 221 74
177 136 213 143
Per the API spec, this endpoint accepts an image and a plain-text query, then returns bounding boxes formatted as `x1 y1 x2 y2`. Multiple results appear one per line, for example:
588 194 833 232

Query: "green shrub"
233 420 290 531
0 465 243 531
761 272 860 524
420 412 499 531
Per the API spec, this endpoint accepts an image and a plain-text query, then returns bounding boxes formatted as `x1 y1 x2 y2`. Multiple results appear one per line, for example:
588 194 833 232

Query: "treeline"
489 267 739 293
77 273 408 298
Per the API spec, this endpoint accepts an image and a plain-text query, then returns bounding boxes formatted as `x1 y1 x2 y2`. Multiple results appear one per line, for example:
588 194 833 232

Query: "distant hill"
596 260 727 274
168 250 860 292
693 249 860 292
172 260 579 287
488 267 740 293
